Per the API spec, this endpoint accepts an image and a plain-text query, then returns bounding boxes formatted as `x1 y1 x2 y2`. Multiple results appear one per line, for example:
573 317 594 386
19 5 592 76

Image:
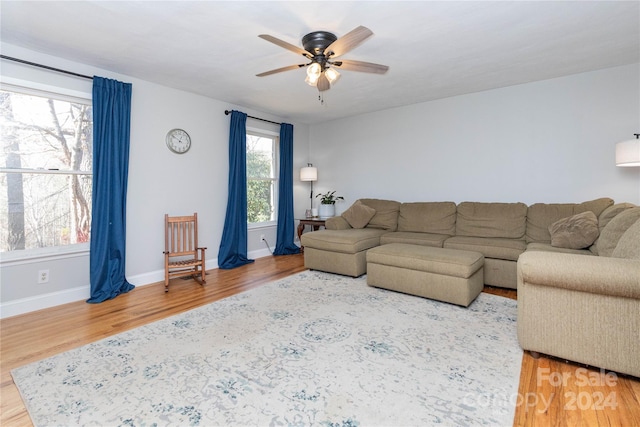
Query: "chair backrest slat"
165 213 199 257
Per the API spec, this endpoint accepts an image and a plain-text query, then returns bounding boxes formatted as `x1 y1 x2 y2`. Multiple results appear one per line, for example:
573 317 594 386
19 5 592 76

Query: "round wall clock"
165 128 191 154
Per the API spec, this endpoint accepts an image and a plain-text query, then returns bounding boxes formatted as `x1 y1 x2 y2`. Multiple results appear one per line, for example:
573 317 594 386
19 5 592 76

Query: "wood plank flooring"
1 253 638 426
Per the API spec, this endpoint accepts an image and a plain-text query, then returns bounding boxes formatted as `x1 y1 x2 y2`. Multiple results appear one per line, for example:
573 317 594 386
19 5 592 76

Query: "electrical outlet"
38 269 49 284
260 234 265 242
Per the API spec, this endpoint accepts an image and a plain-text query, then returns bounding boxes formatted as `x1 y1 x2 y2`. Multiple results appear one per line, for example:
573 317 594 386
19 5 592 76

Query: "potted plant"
316 191 344 218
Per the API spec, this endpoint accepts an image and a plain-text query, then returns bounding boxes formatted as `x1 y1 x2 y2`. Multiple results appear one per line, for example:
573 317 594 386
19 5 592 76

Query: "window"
0 85 93 254
246 130 278 225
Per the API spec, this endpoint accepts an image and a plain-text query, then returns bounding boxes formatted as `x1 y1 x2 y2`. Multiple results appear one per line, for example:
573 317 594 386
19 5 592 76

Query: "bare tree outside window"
0 88 92 253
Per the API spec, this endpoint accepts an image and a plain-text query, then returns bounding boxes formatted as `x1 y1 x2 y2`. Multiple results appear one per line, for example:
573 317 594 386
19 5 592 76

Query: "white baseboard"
0 285 90 319
0 249 283 319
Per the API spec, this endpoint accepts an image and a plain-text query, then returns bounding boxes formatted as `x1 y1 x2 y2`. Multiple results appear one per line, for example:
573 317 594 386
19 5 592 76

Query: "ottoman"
366 243 484 307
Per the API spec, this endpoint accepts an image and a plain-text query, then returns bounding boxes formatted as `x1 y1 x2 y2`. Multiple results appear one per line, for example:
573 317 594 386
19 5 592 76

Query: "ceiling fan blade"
332 59 389 74
325 26 373 58
258 34 311 57
256 64 307 77
317 73 330 92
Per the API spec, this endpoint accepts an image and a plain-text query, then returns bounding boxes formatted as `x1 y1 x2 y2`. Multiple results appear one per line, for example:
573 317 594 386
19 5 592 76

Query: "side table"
297 218 327 251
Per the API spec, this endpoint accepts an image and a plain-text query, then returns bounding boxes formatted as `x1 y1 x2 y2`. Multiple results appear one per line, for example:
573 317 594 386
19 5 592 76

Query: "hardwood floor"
1 254 638 426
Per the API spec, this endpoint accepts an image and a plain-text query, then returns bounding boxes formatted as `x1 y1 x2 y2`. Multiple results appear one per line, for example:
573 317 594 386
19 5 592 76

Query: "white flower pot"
318 203 335 218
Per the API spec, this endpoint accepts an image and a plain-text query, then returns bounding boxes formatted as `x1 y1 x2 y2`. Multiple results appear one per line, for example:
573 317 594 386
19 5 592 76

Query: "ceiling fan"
256 26 389 92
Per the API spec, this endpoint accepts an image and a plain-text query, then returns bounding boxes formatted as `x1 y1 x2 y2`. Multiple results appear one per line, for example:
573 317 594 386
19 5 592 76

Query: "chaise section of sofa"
301 228 389 277
300 199 400 277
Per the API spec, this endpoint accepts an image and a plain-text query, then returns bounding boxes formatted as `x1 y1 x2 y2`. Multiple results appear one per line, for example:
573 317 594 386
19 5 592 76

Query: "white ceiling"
1 1 638 124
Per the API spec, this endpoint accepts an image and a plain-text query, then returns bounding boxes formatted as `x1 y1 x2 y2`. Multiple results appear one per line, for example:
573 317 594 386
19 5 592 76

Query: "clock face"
166 129 191 154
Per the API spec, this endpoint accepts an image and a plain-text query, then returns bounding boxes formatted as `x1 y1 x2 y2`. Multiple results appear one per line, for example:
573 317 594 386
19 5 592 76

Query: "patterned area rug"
12 271 522 426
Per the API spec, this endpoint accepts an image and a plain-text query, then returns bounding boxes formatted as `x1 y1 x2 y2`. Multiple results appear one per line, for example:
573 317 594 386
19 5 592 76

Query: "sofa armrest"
518 251 640 299
326 216 352 230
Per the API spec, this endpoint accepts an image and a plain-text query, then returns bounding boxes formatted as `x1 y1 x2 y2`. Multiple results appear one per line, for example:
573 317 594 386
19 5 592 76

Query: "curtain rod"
0 55 93 80
224 109 280 126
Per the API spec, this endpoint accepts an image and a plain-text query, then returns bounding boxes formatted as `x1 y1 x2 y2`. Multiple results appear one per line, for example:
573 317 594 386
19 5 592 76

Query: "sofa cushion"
300 229 388 254
380 231 449 248
397 202 456 235
444 236 526 261
548 211 599 249
597 203 637 230
595 207 640 257
611 219 640 260
341 200 376 229
590 203 636 254
456 202 527 239
359 199 401 231
525 198 614 243
526 242 594 256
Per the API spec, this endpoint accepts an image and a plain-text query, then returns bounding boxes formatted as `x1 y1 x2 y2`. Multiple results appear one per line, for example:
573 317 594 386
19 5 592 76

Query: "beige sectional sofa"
301 198 640 377
301 197 616 288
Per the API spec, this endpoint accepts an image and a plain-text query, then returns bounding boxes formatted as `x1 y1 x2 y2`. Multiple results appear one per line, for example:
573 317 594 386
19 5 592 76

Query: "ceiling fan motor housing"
302 31 337 55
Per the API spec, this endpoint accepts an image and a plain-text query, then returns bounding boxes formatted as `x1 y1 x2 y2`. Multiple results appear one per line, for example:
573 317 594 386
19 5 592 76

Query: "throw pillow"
341 200 376 229
548 211 599 249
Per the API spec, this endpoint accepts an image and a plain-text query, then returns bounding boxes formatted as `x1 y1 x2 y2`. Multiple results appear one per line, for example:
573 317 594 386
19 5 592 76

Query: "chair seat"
169 258 202 268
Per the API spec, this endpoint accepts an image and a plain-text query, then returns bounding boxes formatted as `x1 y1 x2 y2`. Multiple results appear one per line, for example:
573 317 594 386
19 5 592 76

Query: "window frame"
246 127 279 229
0 80 93 264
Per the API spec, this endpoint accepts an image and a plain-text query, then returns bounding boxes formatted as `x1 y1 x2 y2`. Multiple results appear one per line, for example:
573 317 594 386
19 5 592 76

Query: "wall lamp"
616 134 640 167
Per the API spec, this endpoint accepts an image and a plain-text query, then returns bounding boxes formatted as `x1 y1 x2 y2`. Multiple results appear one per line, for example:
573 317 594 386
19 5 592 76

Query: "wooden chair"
164 213 207 292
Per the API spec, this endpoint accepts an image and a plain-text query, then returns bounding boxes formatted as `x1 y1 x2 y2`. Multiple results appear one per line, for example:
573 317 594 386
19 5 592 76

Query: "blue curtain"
88 76 135 303
274 123 301 255
218 110 255 269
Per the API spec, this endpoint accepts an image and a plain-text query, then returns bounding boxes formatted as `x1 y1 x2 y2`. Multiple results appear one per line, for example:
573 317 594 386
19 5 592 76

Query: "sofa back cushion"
595 207 640 257
611 218 640 259
590 203 636 254
398 202 457 235
358 199 401 231
455 202 527 238
525 198 614 243
597 203 636 230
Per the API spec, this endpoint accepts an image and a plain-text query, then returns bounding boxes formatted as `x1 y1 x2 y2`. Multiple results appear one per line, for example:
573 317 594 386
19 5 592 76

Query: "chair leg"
164 274 169 292
191 267 205 286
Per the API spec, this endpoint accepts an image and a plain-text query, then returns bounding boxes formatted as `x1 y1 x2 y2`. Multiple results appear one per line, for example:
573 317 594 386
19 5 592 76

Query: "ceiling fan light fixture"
325 68 340 85
305 74 319 87
306 62 321 78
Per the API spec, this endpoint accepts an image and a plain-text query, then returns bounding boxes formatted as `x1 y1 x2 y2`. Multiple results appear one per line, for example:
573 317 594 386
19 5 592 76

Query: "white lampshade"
300 166 318 181
616 135 640 167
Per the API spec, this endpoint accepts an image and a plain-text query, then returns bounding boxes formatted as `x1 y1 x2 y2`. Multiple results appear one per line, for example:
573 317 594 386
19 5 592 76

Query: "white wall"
309 64 640 212
0 43 311 317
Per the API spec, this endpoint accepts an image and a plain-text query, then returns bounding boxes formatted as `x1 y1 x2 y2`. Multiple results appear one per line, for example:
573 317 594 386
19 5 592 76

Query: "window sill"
0 243 90 267
248 221 277 230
